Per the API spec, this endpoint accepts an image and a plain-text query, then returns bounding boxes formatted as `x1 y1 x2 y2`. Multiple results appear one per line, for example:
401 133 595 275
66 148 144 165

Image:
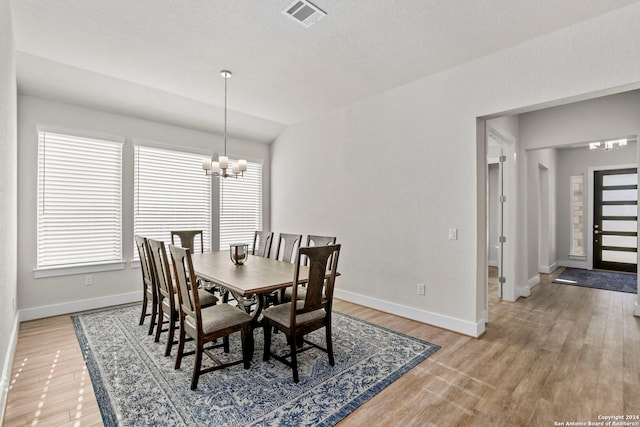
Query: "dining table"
191 250 322 357
191 251 331 323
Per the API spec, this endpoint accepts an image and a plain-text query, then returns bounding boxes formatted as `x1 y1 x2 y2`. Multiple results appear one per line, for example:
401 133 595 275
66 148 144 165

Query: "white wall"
270 3 640 337
526 148 558 282
0 0 18 417
17 96 270 319
520 90 640 151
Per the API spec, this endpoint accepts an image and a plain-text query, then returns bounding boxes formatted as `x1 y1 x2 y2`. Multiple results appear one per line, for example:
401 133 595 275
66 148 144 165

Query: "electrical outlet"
417 283 425 295
448 228 458 240
84 275 93 286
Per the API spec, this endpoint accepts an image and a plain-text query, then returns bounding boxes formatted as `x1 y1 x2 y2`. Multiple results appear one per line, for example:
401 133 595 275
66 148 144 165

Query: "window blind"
219 159 263 251
134 145 211 254
37 131 123 268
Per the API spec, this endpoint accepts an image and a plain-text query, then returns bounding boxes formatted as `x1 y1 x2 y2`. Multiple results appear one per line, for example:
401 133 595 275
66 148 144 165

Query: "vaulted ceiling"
11 0 640 142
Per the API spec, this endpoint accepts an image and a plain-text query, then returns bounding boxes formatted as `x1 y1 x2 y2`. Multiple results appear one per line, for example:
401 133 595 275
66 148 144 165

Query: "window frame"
218 157 264 251
34 127 125 278
133 141 213 258
569 174 586 258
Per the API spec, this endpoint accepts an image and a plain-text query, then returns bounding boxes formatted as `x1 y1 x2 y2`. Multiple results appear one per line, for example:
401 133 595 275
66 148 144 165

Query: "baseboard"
558 259 588 270
19 292 141 322
334 289 485 338
514 274 538 299
538 262 559 274
0 313 19 424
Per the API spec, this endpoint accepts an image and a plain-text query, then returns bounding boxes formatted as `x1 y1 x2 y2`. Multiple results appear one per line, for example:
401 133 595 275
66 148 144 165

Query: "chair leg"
241 325 251 369
147 296 157 335
223 336 230 353
175 321 186 370
164 314 175 357
263 321 272 361
154 306 164 343
291 334 299 383
326 323 335 366
191 341 203 390
139 294 148 325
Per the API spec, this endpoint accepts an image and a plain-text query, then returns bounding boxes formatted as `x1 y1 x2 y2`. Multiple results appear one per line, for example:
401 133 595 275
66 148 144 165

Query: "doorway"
593 167 638 272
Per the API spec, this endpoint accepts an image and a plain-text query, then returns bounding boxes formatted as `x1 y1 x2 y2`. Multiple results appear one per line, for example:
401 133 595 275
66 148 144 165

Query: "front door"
593 167 638 272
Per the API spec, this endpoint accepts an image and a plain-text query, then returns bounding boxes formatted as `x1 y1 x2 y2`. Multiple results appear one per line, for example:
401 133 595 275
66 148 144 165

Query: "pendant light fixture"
202 70 247 177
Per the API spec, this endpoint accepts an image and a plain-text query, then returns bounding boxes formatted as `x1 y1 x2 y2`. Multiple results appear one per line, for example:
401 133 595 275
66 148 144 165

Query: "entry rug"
72 304 439 426
553 268 637 294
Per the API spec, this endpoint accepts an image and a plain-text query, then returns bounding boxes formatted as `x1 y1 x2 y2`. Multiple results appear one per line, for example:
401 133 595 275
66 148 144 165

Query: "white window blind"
134 145 211 254
219 159 263 251
37 131 123 268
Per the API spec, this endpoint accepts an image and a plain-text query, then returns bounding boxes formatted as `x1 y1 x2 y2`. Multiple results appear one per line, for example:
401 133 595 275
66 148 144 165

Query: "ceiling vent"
282 0 326 27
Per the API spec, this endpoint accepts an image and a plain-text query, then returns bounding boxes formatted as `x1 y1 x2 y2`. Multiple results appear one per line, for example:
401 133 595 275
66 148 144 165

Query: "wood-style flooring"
3 268 640 426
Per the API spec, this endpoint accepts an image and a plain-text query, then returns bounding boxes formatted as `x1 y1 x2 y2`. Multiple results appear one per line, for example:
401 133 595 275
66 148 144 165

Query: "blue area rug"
72 304 439 426
553 268 637 294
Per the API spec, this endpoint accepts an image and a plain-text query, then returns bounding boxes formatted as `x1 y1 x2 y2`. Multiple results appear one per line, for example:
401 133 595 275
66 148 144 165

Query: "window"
570 174 585 256
37 131 123 270
134 144 211 253
219 159 263 251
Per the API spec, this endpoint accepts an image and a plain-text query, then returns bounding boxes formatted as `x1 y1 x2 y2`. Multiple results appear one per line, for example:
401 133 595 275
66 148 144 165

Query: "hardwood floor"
4 268 640 426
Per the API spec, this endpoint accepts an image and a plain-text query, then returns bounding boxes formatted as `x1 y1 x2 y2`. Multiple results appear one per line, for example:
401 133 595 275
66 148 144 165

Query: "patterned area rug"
553 268 637 293
72 304 439 426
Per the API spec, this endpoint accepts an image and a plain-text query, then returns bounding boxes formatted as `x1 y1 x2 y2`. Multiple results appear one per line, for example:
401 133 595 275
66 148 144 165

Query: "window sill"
33 261 126 279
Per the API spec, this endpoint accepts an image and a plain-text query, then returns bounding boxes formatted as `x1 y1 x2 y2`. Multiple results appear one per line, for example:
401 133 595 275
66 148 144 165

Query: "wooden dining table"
191 251 312 299
191 251 318 358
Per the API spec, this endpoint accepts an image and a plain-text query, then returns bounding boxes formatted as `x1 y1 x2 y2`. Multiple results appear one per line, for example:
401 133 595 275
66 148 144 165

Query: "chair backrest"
135 235 154 294
148 238 174 304
252 231 274 258
275 233 302 263
306 235 337 247
171 230 204 253
305 235 337 266
169 245 201 326
291 244 341 322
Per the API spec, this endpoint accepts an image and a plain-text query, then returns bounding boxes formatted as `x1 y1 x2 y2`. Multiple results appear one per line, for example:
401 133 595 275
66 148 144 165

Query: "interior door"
593 168 638 272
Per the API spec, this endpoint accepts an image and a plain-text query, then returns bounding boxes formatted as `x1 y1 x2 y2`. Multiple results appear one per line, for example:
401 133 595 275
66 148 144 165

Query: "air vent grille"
282 0 326 27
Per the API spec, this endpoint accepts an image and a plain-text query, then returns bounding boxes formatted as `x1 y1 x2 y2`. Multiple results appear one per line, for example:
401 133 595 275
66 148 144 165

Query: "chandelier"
202 70 247 177
589 138 628 152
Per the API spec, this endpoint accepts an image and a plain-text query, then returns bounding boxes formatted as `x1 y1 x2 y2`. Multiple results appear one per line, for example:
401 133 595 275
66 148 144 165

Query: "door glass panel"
602 173 637 186
602 189 637 202
602 220 637 232
602 235 637 248
602 205 638 217
602 250 637 264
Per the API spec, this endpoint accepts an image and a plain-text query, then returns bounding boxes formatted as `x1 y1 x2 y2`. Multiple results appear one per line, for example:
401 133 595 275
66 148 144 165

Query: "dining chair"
172 229 221 293
135 235 157 335
171 230 204 253
252 230 273 258
170 244 252 390
148 239 218 356
275 233 302 263
262 243 341 383
148 238 179 356
280 234 338 303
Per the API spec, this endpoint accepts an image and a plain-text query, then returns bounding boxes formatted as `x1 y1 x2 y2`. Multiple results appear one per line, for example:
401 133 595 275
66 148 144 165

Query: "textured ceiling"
10 0 640 142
